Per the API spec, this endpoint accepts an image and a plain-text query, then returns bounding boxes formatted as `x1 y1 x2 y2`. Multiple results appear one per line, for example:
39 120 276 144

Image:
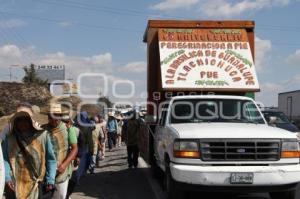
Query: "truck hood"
169 123 297 139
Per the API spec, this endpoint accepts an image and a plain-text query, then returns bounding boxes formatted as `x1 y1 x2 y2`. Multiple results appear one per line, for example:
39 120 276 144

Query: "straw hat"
108 112 114 117
45 103 69 115
10 111 43 131
114 115 123 120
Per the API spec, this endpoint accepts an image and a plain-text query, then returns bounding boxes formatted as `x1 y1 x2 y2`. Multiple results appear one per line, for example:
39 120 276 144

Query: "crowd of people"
0 102 142 199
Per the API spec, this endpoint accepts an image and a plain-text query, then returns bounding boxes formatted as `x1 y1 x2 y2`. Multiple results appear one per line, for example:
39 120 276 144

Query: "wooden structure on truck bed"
143 20 259 118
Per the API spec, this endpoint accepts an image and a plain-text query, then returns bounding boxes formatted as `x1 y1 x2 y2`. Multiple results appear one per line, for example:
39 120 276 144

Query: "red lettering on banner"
200 71 218 79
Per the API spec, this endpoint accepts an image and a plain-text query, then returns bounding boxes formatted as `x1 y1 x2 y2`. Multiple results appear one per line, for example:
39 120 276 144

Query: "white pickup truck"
153 95 300 199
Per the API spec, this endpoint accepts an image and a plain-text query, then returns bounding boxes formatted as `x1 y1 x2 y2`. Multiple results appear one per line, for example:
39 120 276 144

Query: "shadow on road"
71 146 299 199
153 174 270 199
97 162 127 169
72 168 157 199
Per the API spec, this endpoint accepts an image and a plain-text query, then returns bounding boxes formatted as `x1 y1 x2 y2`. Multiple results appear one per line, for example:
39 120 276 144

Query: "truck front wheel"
165 166 184 199
269 190 296 199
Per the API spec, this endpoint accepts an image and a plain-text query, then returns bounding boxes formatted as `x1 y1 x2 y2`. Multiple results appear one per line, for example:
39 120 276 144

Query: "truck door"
138 121 150 163
154 103 169 167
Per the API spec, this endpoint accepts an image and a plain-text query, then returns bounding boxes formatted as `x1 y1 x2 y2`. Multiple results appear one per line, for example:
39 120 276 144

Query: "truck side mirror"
145 115 157 123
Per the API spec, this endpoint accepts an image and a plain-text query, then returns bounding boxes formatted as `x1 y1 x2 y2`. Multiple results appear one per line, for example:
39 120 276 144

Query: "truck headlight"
173 140 200 158
281 141 300 158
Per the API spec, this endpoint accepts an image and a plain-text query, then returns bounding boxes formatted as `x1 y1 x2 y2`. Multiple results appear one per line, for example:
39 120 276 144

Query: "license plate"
230 173 254 184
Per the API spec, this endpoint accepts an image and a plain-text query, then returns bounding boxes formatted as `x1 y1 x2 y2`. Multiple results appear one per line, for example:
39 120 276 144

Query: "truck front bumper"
170 163 300 189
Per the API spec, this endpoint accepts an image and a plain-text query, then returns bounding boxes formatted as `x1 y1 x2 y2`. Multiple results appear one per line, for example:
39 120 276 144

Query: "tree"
98 95 113 108
22 63 48 86
97 94 114 116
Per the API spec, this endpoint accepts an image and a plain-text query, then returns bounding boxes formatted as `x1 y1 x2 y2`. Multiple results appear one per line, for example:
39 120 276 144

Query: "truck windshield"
170 99 265 124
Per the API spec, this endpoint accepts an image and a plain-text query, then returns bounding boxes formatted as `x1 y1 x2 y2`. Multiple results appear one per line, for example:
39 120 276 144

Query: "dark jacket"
124 119 140 146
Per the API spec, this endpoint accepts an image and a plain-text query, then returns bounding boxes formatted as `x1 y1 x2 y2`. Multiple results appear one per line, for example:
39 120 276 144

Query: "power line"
0 12 36 63
272 42 300 47
35 0 147 17
32 0 182 19
35 0 300 32
257 27 300 33
258 24 300 30
0 11 300 47
55 0 155 15
0 11 143 33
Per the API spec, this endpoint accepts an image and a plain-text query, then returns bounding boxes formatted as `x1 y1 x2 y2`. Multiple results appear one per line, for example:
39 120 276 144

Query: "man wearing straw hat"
1 102 43 198
2 110 57 199
0 102 41 141
42 104 78 199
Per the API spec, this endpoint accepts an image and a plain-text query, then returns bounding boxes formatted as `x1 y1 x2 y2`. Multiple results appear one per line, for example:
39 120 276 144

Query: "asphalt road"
71 146 157 199
71 146 299 199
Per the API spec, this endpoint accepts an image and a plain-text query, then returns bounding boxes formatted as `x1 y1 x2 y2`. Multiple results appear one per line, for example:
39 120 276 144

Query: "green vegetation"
22 63 48 86
195 80 229 86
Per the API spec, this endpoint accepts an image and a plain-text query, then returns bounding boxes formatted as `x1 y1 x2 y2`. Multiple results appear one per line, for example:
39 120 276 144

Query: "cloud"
152 0 291 16
285 49 300 65
201 0 290 17
0 44 113 80
118 61 147 73
257 72 300 106
291 74 300 84
257 73 300 106
0 19 27 29
255 36 272 71
282 73 300 86
261 82 283 93
0 44 22 58
256 82 284 106
89 53 112 65
58 21 73 28
151 0 199 11
0 44 36 68
37 52 113 79
0 44 146 103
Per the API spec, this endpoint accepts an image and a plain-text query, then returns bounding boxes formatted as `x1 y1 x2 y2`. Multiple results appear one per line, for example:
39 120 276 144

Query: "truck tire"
269 190 296 199
165 166 184 199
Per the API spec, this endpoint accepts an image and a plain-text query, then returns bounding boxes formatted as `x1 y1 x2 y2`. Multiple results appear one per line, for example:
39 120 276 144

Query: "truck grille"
200 139 280 161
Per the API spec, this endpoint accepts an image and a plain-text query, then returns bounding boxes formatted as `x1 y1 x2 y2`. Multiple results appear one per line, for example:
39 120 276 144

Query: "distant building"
278 90 300 121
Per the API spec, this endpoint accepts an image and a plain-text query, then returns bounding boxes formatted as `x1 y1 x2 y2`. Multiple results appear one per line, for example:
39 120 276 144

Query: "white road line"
139 157 166 199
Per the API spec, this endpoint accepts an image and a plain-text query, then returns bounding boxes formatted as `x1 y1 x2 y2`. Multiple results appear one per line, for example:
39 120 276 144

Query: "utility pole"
9 64 23 82
9 67 12 81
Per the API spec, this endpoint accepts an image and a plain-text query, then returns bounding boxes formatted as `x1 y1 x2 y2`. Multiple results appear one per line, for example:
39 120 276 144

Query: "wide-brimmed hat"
45 103 69 115
10 111 43 131
16 103 34 116
114 115 123 120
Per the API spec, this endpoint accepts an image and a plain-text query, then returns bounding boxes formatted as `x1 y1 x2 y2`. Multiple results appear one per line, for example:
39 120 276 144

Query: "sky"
0 0 299 107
